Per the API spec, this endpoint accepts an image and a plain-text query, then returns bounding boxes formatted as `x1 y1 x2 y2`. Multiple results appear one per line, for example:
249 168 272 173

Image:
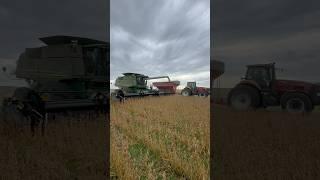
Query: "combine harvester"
1 35 109 134
112 73 180 100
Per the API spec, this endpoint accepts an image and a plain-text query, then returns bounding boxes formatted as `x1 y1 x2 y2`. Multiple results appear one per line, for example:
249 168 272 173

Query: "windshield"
246 67 270 81
83 47 107 77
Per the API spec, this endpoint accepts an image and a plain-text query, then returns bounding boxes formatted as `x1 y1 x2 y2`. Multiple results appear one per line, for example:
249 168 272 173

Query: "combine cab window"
137 77 146 86
83 47 107 77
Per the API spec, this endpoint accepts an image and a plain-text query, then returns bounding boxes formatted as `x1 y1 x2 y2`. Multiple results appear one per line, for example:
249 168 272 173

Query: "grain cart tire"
198 93 207 97
181 88 192 96
228 85 260 110
280 93 313 113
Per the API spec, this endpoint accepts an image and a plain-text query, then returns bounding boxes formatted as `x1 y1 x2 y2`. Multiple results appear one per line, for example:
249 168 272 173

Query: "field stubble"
111 95 210 179
213 104 320 180
0 112 107 180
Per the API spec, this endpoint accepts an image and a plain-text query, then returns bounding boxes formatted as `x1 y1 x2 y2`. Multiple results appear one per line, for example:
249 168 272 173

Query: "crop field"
0 111 107 180
110 95 210 179
213 104 320 180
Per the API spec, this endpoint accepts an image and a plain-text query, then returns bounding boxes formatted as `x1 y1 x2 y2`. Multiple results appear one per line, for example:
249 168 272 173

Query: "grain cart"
181 82 210 97
113 73 179 99
227 62 320 112
3 35 109 116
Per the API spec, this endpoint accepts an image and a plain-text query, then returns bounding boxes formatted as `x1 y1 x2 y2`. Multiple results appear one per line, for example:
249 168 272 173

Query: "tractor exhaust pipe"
147 76 171 82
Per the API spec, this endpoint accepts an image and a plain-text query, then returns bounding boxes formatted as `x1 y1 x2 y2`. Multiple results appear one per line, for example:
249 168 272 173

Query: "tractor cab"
187 82 197 92
243 63 276 90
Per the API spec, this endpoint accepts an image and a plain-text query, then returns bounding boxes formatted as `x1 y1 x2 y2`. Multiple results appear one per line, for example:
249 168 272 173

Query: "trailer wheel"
181 89 191 96
281 93 312 113
228 85 260 110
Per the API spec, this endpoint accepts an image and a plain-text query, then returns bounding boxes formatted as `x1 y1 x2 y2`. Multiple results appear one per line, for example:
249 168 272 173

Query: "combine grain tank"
6 35 109 113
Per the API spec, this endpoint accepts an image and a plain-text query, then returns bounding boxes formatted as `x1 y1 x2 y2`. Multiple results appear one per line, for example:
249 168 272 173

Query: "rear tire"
281 93 312 113
181 89 192 96
228 85 261 110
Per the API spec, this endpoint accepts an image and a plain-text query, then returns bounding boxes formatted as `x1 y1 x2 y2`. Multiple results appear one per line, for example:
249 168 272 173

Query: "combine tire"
181 89 191 96
115 90 125 103
228 85 260 110
281 93 312 113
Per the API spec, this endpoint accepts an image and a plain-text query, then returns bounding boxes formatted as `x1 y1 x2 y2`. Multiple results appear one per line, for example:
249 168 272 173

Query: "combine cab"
3 35 109 116
113 73 179 99
228 62 320 112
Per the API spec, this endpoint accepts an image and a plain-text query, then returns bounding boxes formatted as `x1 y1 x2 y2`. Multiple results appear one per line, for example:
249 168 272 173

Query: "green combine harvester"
2 35 109 118
112 73 180 100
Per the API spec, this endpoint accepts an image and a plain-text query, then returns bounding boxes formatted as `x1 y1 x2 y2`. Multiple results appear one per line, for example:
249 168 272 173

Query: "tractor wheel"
280 93 312 113
181 89 191 96
228 85 260 110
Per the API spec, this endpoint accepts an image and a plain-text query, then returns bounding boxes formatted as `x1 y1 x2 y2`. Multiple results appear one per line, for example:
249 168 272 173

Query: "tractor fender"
183 87 192 90
236 80 262 90
181 87 192 93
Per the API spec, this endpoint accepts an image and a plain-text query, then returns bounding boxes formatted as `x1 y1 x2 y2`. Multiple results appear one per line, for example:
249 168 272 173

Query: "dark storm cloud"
0 0 108 86
111 0 210 88
213 0 320 88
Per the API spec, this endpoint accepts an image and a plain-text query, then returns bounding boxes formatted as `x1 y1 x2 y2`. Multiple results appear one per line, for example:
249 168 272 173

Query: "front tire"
281 93 312 113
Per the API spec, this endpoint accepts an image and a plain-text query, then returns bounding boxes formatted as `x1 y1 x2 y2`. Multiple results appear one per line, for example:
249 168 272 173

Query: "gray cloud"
213 0 320 88
0 0 108 86
110 0 210 88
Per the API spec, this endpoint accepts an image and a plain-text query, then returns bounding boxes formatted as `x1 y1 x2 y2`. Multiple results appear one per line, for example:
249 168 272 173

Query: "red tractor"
181 82 209 97
227 63 320 112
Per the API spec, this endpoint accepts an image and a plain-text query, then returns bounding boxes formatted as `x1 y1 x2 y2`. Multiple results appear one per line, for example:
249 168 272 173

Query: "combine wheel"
115 90 125 103
281 93 312 113
228 85 260 110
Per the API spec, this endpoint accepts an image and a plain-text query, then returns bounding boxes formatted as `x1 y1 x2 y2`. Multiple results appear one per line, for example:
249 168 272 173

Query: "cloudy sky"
0 0 108 86
110 0 210 89
213 0 320 88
